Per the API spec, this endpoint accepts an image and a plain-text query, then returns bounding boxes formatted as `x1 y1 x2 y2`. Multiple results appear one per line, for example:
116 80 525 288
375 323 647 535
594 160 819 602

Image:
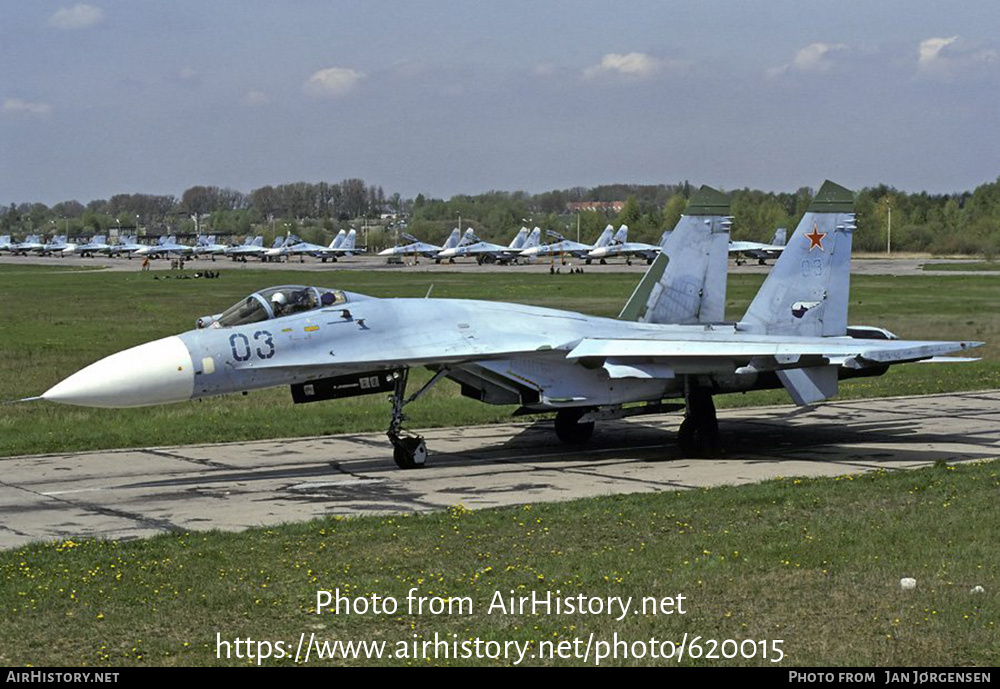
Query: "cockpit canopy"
210 285 348 328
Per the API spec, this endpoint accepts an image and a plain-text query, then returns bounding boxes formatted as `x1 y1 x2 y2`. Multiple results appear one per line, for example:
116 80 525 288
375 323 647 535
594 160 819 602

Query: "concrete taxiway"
1 390 998 550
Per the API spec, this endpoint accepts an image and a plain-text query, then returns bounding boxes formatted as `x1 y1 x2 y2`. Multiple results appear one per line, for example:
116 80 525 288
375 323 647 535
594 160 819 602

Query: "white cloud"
47 4 104 30
768 42 846 78
916 36 998 79
2 98 53 117
918 36 959 68
584 52 663 80
302 67 365 97
240 91 269 107
792 43 846 71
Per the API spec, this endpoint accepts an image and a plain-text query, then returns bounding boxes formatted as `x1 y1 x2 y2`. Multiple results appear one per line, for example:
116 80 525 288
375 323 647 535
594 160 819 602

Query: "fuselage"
42 291 907 410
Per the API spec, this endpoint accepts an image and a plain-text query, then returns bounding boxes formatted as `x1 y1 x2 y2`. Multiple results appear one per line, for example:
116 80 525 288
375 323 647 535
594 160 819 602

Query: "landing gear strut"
387 368 447 469
678 381 720 457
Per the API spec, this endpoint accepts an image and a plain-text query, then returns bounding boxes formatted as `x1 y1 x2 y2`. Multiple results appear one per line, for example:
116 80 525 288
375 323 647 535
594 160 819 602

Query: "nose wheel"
386 368 448 469
391 435 427 469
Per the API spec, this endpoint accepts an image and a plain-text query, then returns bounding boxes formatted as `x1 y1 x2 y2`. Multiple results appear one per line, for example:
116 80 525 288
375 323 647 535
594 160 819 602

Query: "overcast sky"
2 1 999 205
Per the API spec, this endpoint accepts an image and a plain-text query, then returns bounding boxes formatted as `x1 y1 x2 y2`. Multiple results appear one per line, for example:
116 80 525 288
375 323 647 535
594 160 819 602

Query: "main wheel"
677 414 720 457
393 436 428 469
554 409 595 444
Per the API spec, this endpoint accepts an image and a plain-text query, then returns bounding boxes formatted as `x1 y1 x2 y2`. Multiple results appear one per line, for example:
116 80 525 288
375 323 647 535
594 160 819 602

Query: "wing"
567 336 981 368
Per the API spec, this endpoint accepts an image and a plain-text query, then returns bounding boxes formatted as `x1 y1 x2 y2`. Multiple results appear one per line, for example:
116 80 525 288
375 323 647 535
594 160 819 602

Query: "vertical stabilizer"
741 180 856 338
342 229 357 251
592 225 614 249
330 229 346 249
620 185 731 324
508 227 528 250
441 228 461 250
522 227 541 251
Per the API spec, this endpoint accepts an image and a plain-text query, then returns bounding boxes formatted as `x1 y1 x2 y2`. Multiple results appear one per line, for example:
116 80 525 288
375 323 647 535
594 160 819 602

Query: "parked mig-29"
36 182 981 469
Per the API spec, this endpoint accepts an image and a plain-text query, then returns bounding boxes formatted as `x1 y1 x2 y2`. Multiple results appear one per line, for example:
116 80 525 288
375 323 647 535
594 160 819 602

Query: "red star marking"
805 224 826 251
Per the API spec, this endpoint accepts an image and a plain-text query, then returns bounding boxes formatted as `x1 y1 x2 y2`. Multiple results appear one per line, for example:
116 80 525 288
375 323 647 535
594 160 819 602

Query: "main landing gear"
554 408 595 444
387 368 448 469
678 383 720 457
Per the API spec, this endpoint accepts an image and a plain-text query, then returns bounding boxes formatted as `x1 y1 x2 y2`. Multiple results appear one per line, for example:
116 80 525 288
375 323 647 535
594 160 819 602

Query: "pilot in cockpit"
271 291 288 316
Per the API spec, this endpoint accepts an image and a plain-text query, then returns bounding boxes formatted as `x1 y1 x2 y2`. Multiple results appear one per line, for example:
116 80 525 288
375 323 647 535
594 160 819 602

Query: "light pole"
887 202 892 255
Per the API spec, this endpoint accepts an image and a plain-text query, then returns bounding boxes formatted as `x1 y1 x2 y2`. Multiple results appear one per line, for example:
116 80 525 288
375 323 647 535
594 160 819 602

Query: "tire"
393 436 427 469
554 409 595 444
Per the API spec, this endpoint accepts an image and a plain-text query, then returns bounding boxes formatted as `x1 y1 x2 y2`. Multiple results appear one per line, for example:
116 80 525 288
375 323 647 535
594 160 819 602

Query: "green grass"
2 265 998 456
0 460 996 666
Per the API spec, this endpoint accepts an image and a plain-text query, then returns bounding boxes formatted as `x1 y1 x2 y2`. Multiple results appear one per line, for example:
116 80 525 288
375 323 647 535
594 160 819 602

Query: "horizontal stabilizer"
858 343 980 364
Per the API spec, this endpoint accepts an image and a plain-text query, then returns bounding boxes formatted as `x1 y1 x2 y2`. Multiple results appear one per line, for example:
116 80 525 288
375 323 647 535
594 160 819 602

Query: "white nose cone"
43 336 195 408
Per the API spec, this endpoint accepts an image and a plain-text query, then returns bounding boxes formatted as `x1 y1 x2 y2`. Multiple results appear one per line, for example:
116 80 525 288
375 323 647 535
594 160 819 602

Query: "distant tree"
616 196 641 228
661 193 687 231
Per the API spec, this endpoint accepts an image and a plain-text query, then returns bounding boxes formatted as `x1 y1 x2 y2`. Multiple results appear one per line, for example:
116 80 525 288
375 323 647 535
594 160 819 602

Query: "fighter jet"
586 225 665 265
40 235 76 256
132 235 191 258
378 228 471 263
37 182 981 469
263 234 302 262
519 225 616 261
10 234 44 255
110 235 146 258
730 227 787 265
70 234 114 257
277 230 344 262
436 227 533 264
225 235 265 261
314 228 365 262
156 235 196 257
190 236 229 260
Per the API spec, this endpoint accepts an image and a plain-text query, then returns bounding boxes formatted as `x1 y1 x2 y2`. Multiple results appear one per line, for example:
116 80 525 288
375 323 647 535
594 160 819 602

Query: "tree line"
3 177 999 257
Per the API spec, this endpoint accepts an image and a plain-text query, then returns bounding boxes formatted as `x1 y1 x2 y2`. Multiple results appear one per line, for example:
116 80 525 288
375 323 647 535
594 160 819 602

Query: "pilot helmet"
271 292 288 309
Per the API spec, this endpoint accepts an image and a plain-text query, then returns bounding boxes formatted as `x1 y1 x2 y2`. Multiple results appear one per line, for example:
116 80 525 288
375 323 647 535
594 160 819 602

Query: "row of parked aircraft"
379 222 787 266
0 229 364 262
1 222 787 266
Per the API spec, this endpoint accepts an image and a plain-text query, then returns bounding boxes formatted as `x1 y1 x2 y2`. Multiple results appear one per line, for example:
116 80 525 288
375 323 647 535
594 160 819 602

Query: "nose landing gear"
386 368 448 469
